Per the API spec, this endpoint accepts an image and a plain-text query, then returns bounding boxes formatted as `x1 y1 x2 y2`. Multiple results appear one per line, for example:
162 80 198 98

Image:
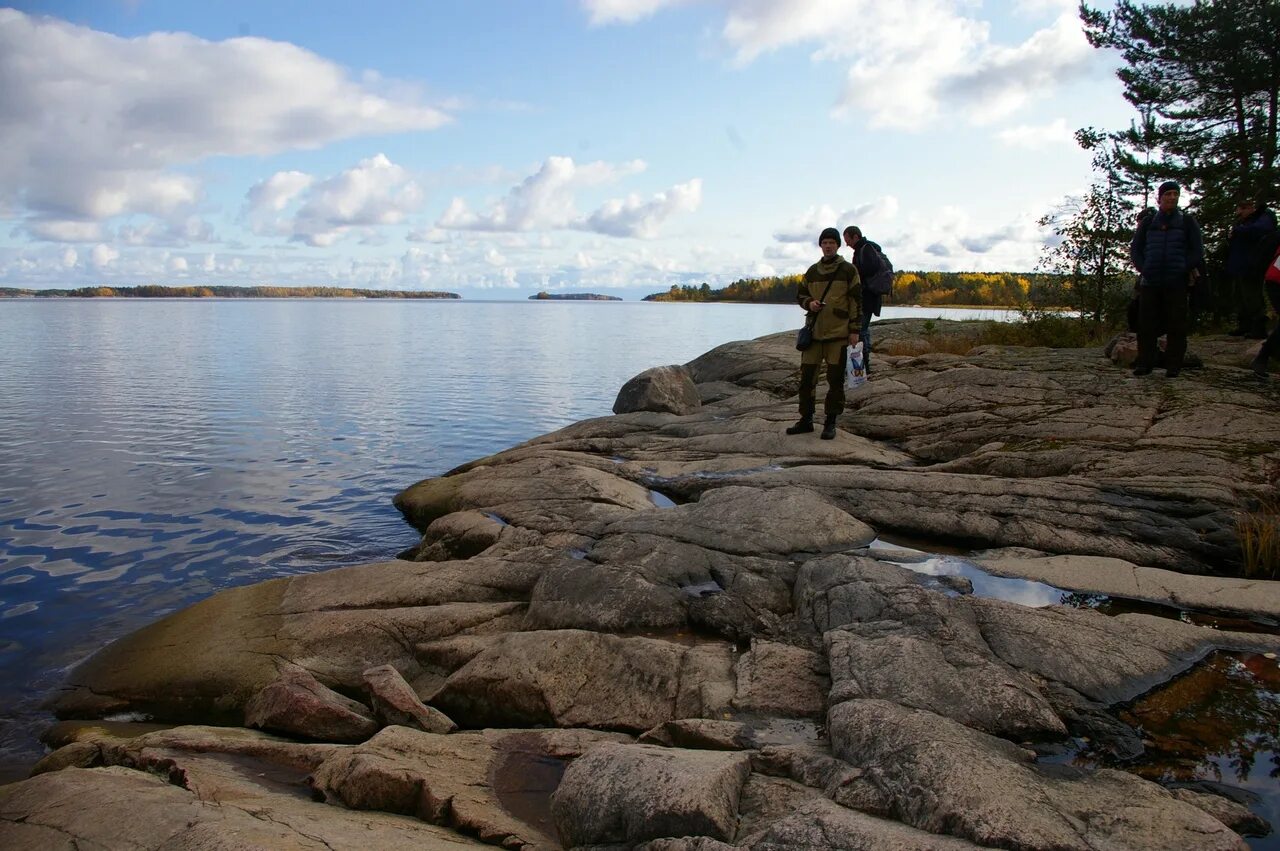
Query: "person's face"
1237 201 1256 220
820 238 839 258
844 233 857 249
1158 189 1179 212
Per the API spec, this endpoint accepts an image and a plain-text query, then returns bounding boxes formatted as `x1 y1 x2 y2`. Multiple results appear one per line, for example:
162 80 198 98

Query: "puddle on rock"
681 581 723 598
483 512 509 527
490 738 568 841
1047 651 1280 848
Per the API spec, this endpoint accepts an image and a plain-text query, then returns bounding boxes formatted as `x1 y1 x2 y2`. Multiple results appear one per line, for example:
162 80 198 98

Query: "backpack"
863 243 894 296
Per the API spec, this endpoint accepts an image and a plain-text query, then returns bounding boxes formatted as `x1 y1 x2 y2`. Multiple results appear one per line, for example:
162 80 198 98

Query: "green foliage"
643 271 1061 307
1080 0 1280 316
1037 137 1136 327
975 312 1112 348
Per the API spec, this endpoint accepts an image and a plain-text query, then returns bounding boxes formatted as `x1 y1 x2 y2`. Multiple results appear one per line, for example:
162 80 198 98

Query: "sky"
0 0 1138 299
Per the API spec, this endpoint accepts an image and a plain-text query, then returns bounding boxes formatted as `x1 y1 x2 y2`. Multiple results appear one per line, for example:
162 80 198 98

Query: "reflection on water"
869 540 1072 608
1066 652 1280 847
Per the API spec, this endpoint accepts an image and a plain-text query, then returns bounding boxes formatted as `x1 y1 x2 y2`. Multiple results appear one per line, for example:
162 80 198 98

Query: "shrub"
1237 498 1280 579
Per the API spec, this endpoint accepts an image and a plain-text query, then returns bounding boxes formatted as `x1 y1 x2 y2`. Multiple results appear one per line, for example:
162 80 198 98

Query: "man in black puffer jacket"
1226 194 1277 338
1130 181 1204 377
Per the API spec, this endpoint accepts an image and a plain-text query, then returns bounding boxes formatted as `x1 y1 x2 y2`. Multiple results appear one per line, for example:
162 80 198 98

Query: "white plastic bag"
845 342 867 391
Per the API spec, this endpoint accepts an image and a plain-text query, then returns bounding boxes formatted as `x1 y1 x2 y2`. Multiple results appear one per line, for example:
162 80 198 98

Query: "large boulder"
550 742 751 846
244 662 379 742
615 364 703 415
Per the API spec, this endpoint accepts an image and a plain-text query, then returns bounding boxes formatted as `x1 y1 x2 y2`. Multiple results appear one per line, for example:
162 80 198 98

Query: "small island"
529 291 622 301
0 285 460 299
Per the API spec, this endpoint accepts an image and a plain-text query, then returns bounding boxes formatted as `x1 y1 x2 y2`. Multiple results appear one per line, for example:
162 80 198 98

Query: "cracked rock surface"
12 320 1280 849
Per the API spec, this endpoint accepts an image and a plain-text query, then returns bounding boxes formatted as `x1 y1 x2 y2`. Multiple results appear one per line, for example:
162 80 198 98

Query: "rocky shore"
3 318 1279 850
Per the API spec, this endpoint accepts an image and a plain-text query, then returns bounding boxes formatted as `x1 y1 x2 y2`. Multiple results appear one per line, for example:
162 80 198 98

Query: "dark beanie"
1158 181 1180 197
819 227 841 244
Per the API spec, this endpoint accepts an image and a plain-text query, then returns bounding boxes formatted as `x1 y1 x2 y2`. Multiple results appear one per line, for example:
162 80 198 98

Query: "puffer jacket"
797 256 861 342
1131 209 1204 288
1227 207 1277 277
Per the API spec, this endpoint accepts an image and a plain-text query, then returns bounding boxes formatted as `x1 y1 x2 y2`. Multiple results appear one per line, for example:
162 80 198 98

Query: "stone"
828 699 1248 851
311 725 627 850
742 790 989 850
244 661 379 743
614 364 703 415
639 719 756 751
429 630 736 732
732 640 828 719
0 759 488 850
362 664 457 733
550 742 751 847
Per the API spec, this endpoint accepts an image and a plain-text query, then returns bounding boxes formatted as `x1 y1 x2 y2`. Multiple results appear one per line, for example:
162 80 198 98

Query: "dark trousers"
1234 274 1267 334
1258 281 1280 361
1136 286 1188 371
798 350 847 421
860 314 872 373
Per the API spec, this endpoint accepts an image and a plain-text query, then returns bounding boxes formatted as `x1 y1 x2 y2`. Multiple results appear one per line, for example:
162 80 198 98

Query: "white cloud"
406 225 450 243
288 154 424 247
996 118 1074 149
437 156 691 237
0 9 449 229
26 220 107 243
582 0 690 25
167 255 189 274
246 171 315 215
90 244 119 269
772 197 898 243
582 1 1102 130
118 216 215 247
581 178 703 237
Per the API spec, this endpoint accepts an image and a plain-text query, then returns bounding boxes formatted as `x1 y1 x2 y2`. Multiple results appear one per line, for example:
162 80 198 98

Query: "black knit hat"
818 227 841 245
1158 181 1180 197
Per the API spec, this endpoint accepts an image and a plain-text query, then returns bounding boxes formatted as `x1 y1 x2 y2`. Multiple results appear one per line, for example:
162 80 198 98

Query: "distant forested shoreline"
644 271 1064 307
0 285 460 299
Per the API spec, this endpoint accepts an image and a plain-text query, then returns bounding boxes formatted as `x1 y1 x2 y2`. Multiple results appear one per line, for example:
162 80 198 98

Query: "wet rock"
412 509 509 561
311 725 625 850
430 629 735 732
362 664 457 733
615 364 702 415
550 742 750 847
732 640 828 719
828 699 1248 851
244 661 379 742
524 560 689 632
971 550 1280 621
639 719 756 751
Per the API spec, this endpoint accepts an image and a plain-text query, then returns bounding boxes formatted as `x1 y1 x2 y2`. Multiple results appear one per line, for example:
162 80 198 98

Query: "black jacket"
850 239 884 317
1132 209 1204 288
1228 207 1277 278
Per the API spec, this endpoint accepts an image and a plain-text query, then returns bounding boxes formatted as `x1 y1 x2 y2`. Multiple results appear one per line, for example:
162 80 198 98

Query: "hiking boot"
1165 367 1181 378
820 418 838 440
1228 326 1247 337
1132 365 1152 376
785 418 814 435
1252 355 1269 378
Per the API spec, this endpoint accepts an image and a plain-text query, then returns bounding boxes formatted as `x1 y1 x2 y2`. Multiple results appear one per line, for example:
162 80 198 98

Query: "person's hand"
807 299 823 312
849 332 860 346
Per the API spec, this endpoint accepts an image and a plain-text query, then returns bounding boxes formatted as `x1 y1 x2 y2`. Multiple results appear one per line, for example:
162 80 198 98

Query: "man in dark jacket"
1130 181 1204 377
1226 195 1277 338
843 225 882 374
787 227 861 440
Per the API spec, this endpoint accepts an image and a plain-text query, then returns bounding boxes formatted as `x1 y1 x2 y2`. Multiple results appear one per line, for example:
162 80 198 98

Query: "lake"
0 298 1016 775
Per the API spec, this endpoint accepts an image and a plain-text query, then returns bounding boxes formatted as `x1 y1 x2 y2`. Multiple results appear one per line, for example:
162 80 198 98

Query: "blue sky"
1 0 1136 299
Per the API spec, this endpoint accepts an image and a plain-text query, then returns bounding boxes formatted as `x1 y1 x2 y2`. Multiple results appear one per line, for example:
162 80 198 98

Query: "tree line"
644 271 1054 307
1041 0 1280 327
0 285 460 299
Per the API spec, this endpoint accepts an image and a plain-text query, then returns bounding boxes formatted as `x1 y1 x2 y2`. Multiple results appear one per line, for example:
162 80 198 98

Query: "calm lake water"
0 299 1042 772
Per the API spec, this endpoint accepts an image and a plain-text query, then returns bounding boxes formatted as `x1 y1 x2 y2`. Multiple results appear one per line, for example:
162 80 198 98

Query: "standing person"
1226 194 1277 338
843 225 882 374
786 227 861 440
1250 227 1280 377
1130 181 1204 377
